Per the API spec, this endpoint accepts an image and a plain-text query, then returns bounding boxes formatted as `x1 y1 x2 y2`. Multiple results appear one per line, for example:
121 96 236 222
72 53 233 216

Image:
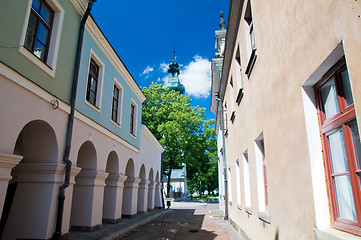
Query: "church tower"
163 52 185 94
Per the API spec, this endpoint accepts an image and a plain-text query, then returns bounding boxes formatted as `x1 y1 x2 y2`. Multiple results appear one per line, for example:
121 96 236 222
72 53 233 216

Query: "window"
111 80 123 125
130 102 137 136
19 0 64 77
235 159 242 209
315 58 361 235
24 0 54 62
244 0 257 77
228 168 233 203
255 133 269 223
229 78 235 123
235 46 244 104
112 85 120 123
86 59 99 106
243 150 252 213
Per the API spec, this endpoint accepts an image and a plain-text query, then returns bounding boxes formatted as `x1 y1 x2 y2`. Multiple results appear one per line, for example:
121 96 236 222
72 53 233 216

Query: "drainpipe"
215 92 228 220
52 1 96 239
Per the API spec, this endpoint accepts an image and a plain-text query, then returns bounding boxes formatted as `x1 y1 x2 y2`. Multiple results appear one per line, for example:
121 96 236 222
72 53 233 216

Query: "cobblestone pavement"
117 201 242 240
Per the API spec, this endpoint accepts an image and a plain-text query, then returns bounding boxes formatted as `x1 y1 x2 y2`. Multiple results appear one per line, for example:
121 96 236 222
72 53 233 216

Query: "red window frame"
315 58 361 235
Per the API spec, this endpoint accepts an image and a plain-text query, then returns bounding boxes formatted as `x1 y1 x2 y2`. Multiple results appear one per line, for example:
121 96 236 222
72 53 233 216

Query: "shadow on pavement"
118 209 218 240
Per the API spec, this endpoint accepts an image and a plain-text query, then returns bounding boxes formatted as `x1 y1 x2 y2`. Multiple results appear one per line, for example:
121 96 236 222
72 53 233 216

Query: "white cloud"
141 66 153 75
179 55 211 98
159 63 168 73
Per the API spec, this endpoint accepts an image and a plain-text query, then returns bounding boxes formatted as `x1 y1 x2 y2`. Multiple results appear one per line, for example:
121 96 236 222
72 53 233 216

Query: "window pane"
340 69 354 107
32 0 41 12
350 123 361 170
36 23 49 45
328 130 349 174
89 92 96 105
34 40 46 61
24 12 37 51
334 175 357 221
40 3 52 24
321 80 339 119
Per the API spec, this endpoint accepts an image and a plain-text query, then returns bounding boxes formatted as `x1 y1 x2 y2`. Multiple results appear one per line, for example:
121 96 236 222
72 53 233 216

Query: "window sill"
129 133 137 139
237 204 242 210
245 206 252 214
258 210 270 224
19 46 55 78
111 119 121 128
85 100 101 113
245 48 257 78
314 227 361 240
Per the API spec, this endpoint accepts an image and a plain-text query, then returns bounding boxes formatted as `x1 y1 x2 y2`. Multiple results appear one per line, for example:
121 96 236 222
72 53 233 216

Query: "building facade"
0 0 163 239
211 0 361 239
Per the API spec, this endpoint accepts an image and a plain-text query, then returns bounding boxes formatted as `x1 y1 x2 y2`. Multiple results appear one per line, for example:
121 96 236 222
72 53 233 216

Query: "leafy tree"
141 82 218 197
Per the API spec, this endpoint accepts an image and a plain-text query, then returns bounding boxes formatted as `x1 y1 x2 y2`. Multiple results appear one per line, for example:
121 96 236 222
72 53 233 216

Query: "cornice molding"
69 0 88 16
141 125 164 153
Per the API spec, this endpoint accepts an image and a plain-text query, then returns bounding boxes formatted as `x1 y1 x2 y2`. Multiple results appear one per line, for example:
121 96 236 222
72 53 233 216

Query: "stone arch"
70 140 103 231
122 159 139 217
13 120 58 163
124 158 135 177
76 140 97 171
1 120 60 239
137 165 148 213
147 168 155 210
103 151 123 223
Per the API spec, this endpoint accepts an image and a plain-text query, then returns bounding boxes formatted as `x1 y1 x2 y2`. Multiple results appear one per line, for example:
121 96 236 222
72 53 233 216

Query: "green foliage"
141 82 218 195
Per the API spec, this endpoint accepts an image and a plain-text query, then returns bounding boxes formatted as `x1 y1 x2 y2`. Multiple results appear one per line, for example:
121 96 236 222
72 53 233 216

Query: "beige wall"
221 0 361 239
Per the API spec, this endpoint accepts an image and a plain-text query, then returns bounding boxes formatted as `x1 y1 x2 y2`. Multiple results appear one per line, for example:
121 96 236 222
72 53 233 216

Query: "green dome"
164 56 185 94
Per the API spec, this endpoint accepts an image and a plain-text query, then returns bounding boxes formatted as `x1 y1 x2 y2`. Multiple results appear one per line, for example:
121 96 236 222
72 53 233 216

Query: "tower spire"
219 11 226 29
163 50 185 94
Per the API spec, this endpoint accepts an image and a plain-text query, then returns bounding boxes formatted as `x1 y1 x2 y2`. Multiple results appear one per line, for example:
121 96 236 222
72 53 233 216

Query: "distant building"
164 163 188 199
211 0 361 239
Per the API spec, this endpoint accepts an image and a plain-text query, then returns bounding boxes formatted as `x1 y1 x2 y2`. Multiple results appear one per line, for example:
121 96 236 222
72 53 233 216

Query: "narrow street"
117 201 242 240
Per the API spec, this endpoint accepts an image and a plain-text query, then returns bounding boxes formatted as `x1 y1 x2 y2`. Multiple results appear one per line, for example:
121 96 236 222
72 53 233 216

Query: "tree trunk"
166 169 172 198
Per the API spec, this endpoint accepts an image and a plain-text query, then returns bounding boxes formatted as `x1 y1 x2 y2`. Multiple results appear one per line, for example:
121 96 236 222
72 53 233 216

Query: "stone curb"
99 210 171 240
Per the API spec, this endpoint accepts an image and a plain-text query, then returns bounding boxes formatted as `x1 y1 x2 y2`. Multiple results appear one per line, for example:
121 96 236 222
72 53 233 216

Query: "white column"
0 152 22 216
122 177 141 217
62 166 81 236
103 175 127 223
137 180 150 213
70 171 108 232
154 182 163 209
147 181 155 211
2 162 64 240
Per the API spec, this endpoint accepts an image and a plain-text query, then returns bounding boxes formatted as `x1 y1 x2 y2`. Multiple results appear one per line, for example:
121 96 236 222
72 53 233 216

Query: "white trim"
19 0 64 78
68 0 87 15
254 132 266 212
85 49 105 111
0 62 139 153
243 150 251 209
302 42 344 229
85 17 146 103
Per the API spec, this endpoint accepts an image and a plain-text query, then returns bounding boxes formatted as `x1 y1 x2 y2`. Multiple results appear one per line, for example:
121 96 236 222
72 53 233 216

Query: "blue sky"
91 0 230 120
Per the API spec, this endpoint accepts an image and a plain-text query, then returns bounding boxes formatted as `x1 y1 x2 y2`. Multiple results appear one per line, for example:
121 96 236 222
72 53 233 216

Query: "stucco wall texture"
222 0 361 239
